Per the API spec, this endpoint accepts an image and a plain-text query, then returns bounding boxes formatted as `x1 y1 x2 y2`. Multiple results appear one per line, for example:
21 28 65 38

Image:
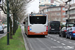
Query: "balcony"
65 3 75 11
70 6 75 10
0 0 2 8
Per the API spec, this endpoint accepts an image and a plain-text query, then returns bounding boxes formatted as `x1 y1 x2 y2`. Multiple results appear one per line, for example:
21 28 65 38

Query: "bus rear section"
48 21 60 34
27 14 48 36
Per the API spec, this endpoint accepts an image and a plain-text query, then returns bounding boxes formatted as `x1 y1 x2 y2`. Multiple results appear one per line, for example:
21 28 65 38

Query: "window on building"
74 0 75 3
63 13 65 15
48 0 51 3
70 0 75 4
69 10 75 14
44 9 48 12
70 10 72 14
50 8 52 11
58 8 61 10
44 10 45 13
51 8 55 11
42 0 44 2
57 13 60 15
45 9 47 12
73 10 75 14
62 8 65 10
63 18 66 21
53 8 55 11
48 8 50 11
67 11 69 14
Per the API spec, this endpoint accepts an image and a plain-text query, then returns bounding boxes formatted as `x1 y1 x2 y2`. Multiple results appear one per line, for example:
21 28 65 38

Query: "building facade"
39 0 54 5
41 6 65 22
39 0 54 13
65 0 75 22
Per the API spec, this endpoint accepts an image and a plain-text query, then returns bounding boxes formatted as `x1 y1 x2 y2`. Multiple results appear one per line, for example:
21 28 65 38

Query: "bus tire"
27 35 30 37
42 35 45 37
59 34 61 37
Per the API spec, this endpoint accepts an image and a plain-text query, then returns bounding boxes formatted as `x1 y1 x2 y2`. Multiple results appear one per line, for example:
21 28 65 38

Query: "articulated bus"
24 13 48 37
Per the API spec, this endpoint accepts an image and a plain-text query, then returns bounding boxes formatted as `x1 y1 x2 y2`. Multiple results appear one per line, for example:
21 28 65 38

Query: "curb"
21 26 29 50
0 33 7 39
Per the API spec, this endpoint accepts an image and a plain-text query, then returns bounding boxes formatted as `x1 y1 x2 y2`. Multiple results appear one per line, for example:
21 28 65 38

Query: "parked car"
0 26 4 33
59 27 67 37
48 21 61 34
59 23 74 37
66 26 75 40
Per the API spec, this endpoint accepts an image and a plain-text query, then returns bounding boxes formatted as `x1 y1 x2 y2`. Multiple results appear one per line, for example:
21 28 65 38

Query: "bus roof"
29 13 47 16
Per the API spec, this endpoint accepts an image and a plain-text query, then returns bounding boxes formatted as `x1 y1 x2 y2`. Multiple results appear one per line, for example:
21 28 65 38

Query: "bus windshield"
30 16 46 24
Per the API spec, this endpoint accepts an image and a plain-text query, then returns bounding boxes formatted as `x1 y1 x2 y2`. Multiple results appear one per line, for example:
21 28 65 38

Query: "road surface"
0 28 7 39
21 26 75 50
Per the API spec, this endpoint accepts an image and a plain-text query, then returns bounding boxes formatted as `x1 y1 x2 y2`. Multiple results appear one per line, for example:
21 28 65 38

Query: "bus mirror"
23 22 25 24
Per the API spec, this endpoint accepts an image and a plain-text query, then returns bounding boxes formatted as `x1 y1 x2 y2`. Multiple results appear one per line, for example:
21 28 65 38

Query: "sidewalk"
21 25 29 50
0 34 7 39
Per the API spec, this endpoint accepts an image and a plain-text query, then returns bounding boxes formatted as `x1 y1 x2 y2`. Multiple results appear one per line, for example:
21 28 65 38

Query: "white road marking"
54 39 56 41
69 41 72 43
74 43 75 45
61 43 66 45
67 46 74 49
60 38 63 40
51 38 53 40
64 40 66 41
46 36 49 37
57 41 60 43
48 34 75 46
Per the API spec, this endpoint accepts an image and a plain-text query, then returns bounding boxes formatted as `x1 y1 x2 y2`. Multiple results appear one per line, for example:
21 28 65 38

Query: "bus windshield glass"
30 16 46 24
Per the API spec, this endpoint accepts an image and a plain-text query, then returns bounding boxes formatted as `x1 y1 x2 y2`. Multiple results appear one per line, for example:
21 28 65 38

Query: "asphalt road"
0 28 7 39
21 26 75 50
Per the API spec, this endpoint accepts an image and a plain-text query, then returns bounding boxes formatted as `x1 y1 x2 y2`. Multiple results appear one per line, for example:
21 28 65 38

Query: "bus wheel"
59 34 61 37
27 35 30 37
42 35 45 37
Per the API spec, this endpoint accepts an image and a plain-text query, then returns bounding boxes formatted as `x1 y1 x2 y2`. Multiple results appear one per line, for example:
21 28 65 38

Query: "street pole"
7 0 9 45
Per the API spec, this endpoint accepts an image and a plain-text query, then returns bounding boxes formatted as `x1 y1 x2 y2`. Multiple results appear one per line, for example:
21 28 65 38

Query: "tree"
1 0 32 38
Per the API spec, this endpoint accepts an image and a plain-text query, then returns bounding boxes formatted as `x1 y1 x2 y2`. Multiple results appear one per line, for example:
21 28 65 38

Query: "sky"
26 0 39 14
